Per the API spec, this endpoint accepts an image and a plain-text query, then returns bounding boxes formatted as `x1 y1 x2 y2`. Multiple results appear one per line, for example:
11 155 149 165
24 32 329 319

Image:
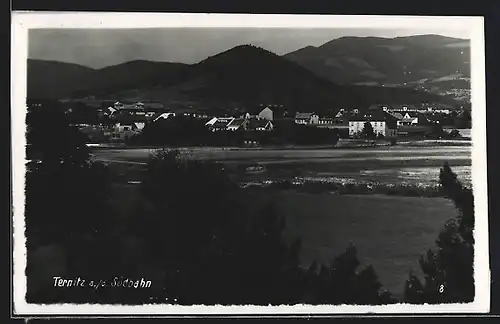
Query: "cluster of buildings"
28 98 469 142
293 108 359 128
204 107 274 132
75 102 280 142
98 102 470 141
347 105 470 138
289 109 399 138
289 104 468 139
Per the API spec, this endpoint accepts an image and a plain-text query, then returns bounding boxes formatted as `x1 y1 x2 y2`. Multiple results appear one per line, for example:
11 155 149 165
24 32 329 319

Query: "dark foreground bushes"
403 162 475 303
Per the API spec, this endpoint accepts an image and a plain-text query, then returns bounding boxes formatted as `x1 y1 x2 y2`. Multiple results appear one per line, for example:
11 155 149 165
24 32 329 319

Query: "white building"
399 112 419 126
348 112 398 138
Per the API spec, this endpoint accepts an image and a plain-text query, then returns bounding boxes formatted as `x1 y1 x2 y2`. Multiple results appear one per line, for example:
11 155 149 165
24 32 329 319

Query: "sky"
28 28 470 69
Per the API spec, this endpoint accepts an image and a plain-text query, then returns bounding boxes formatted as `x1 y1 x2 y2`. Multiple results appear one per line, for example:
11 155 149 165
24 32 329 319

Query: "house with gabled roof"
248 119 274 131
399 112 419 126
105 106 118 116
227 118 249 131
295 112 319 125
348 111 398 138
206 117 236 132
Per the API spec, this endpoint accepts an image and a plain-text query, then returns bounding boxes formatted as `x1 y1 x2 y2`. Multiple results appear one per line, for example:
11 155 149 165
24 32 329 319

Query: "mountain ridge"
283 35 471 98
27 42 464 112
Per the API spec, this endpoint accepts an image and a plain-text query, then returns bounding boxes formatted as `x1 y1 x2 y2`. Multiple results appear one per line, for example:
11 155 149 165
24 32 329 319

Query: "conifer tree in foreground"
404 162 474 303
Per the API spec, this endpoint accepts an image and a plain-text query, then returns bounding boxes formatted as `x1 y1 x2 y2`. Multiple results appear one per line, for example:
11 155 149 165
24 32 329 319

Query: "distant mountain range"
27 36 468 111
284 34 470 98
27 59 187 100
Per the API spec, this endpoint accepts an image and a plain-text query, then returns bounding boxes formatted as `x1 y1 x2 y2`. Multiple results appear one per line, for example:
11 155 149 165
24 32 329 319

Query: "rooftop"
211 119 234 128
349 111 398 129
389 112 404 120
249 119 272 129
227 118 247 127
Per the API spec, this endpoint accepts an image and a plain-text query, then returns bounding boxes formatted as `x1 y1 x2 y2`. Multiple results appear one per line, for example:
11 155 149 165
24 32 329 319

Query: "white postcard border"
11 12 489 316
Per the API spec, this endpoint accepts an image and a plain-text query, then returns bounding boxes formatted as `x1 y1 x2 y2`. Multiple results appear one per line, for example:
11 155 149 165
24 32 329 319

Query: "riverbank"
106 159 470 199
244 179 448 198
88 138 471 151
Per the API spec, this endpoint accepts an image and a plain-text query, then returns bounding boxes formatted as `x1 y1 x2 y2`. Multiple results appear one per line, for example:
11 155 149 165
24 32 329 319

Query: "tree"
25 103 109 246
25 103 117 303
361 122 375 139
430 123 445 138
404 162 474 303
306 244 398 305
26 103 90 167
448 129 461 138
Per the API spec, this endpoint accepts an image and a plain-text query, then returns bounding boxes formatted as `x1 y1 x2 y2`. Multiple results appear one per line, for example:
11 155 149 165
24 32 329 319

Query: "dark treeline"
25 106 474 305
130 115 342 147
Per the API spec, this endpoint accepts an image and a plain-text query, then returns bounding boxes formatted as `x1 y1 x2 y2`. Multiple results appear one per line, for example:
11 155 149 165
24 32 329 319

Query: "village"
27 98 472 145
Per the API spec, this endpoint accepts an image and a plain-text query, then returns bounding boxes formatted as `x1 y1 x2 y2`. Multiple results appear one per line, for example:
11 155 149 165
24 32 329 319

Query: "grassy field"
248 191 457 299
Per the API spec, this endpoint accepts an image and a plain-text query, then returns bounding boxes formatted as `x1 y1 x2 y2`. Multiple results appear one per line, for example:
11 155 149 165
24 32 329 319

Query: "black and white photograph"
11 12 489 315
